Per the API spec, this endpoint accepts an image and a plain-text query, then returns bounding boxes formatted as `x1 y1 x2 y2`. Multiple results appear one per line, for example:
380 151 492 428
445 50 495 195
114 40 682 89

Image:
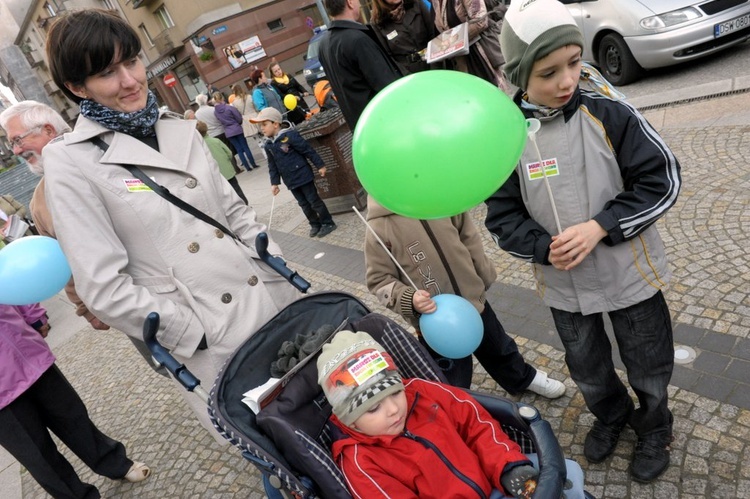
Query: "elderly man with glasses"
0 101 109 330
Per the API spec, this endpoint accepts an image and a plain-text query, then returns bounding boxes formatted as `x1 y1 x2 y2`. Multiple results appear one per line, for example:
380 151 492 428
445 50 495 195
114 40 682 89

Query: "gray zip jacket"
485 88 681 314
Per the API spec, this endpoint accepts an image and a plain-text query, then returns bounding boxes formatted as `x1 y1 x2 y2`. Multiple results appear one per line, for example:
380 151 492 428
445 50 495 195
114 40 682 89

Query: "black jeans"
0 365 131 499
550 291 674 434
290 181 333 229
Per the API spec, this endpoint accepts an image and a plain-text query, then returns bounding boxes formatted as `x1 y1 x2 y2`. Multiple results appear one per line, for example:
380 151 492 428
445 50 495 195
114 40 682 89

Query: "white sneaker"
526 370 566 399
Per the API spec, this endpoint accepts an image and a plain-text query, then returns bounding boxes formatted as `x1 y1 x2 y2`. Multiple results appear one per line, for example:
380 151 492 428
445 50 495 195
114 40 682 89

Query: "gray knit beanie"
317 331 404 426
500 0 584 90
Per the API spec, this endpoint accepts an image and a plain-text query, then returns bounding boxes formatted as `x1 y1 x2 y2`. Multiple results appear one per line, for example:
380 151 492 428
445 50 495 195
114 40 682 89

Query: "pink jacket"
0 304 53 410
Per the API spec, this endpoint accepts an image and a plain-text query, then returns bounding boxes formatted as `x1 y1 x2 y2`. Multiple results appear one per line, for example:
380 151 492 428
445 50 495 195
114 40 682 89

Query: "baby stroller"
144 235 592 498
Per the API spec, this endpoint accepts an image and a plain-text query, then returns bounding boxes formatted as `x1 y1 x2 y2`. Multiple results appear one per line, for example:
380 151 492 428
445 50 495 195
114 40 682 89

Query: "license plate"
714 13 750 38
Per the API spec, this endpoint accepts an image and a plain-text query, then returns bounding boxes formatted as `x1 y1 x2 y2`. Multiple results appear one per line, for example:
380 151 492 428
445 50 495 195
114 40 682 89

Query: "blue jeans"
550 291 674 435
228 134 257 170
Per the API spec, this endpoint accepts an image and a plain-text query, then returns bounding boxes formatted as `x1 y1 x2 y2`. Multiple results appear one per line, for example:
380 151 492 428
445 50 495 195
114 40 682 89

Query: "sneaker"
584 419 626 463
317 223 337 238
309 226 321 237
526 370 566 399
123 462 151 483
631 428 673 483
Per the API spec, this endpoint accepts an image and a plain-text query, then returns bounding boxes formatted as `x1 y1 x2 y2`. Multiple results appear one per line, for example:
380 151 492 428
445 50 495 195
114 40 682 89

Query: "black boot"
631 418 673 483
584 419 628 463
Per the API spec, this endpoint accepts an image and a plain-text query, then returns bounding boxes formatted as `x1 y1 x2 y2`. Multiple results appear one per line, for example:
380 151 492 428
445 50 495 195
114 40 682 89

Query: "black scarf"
79 90 159 138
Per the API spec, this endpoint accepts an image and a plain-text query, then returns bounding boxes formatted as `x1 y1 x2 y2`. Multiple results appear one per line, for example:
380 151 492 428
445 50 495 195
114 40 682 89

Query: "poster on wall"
223 36 267 70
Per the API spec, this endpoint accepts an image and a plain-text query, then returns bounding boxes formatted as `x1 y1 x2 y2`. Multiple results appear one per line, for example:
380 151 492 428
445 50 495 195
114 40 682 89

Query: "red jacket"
330 378 529 498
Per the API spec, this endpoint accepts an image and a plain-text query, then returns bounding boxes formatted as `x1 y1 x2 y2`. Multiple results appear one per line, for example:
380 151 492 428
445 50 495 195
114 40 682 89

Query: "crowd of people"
0 0 685 496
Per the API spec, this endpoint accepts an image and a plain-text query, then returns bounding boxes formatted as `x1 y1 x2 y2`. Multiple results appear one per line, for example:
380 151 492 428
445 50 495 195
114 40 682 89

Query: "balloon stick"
352 206 420 291
268 194 276 231
526 119 562 235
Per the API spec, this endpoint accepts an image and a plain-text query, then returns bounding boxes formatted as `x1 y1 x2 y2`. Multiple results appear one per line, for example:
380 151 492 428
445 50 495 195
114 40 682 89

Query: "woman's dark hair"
250 68 264 85
46 9 142 104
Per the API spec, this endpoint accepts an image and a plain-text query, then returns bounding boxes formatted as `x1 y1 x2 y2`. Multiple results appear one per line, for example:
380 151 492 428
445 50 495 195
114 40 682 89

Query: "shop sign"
212 25 228 35
147 54 177 79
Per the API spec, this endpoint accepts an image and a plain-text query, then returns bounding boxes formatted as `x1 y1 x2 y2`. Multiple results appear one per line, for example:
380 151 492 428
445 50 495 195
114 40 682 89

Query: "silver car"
560 0 750 85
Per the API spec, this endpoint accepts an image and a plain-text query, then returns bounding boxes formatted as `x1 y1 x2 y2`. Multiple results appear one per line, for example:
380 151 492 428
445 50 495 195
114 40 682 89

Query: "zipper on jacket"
402 429 487 498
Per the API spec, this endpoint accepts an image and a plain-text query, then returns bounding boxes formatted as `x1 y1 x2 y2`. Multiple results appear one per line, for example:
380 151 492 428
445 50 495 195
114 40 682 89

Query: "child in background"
251 107 337 238
486 0 681 483
317 330 539 498
365 195 566 398
195 120 248 204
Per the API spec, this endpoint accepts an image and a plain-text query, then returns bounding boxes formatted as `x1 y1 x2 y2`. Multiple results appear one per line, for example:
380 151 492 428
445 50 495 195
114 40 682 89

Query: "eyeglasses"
9 126 42 149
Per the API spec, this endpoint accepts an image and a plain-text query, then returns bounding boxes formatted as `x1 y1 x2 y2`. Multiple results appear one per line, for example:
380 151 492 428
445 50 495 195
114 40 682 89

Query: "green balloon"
352 70 527 219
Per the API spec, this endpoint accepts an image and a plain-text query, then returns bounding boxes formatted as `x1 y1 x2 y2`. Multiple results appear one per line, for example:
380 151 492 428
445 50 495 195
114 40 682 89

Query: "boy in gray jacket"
485 0 681 483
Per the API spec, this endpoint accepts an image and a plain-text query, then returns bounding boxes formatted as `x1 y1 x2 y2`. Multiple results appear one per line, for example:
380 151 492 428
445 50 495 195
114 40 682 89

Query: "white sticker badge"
525 157 559 181
123 178 153 192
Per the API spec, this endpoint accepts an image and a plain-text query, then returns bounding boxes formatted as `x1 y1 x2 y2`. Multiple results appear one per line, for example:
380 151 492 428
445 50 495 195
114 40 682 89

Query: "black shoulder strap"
91 136 242 243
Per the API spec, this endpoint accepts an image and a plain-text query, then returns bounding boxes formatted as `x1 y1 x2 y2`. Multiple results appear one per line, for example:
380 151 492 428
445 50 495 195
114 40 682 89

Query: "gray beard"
21 152 44 176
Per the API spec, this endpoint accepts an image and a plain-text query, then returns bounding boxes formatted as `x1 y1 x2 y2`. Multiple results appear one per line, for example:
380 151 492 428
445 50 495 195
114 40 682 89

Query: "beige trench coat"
43 114 300 375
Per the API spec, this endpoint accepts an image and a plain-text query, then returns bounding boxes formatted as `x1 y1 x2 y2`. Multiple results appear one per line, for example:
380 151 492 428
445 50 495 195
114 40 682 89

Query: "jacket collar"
329 19 368 31
64 113 197 172
513 86 581 123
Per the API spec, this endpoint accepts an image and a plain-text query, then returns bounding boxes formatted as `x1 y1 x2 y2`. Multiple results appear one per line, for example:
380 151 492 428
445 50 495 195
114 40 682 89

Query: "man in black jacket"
318 0 402 130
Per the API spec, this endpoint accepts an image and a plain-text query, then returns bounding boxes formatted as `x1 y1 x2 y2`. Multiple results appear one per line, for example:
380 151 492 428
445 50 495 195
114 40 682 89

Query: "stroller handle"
143 312 205 399
256 232 311 293
527 418 566 498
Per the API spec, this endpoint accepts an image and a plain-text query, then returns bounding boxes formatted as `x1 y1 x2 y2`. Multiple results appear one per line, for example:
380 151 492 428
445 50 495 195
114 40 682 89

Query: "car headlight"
640 7 701 29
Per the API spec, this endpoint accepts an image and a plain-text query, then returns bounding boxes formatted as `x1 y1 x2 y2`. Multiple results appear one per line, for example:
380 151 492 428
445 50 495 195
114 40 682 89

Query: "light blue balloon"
419 294 483 359
0 236 71 305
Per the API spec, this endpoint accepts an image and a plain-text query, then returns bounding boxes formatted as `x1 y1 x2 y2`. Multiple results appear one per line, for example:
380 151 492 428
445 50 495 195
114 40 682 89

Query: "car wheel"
597 33 643 86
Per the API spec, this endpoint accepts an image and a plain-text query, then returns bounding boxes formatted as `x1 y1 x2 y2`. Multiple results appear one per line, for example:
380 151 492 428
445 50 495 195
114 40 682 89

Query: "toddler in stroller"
189 292 591 498
317 329 540 498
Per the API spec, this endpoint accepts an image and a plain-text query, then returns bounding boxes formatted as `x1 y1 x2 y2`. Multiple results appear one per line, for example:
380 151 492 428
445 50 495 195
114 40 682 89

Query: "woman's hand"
412 289 436 314
318 167 327 177
271 185 280 196
549 220 607 271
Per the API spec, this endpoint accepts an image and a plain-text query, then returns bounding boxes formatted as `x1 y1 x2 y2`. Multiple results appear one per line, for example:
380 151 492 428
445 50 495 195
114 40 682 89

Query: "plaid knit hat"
317 331 404 426
500 0 584 90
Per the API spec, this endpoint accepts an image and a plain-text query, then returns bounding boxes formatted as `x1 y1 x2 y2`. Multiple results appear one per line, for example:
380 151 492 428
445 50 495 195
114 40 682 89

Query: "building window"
100 0 117 9
155 5 175 30
267 19 284 32
44 2 57 17
139 24 154 46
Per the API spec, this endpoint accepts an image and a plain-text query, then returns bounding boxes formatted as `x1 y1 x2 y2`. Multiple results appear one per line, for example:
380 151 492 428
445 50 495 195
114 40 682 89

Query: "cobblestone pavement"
18 93 750 498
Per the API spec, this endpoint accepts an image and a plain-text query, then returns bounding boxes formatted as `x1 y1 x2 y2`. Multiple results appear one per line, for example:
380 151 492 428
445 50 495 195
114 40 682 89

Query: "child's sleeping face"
350 390 408 437
526 45 582 109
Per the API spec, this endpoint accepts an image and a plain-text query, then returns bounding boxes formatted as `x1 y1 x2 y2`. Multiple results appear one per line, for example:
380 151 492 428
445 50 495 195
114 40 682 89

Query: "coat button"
221 293 232 303
185 178 198 188
215 229 224 238
188 242 200 253
247 275 258 286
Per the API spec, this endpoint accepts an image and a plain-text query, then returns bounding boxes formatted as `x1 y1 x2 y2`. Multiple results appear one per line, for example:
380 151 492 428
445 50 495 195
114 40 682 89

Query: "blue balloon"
419 294 483 359
0 236 71 305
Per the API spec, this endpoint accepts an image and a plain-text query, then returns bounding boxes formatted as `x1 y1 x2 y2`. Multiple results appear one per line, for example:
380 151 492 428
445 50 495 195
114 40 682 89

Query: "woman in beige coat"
43 9 300 437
